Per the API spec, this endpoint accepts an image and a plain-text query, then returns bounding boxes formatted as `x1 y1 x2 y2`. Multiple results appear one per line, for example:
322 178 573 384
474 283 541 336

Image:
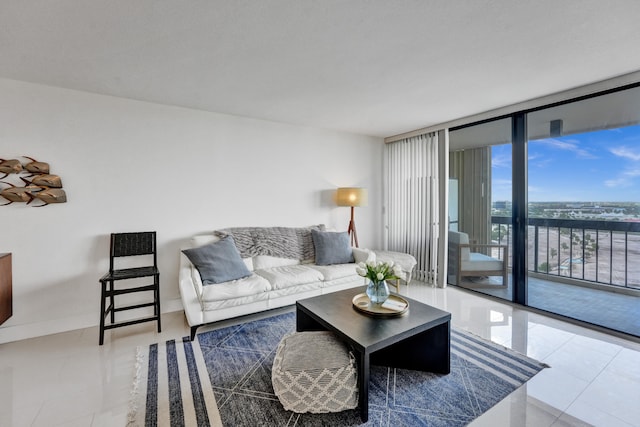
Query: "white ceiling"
1 1 640 138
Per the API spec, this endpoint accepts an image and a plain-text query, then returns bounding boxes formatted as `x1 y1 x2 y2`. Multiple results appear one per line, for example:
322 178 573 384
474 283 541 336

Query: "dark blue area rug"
196 311 548 426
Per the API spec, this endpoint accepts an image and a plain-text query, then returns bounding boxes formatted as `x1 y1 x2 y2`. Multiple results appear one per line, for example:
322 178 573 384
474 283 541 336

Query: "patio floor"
457 275 640 338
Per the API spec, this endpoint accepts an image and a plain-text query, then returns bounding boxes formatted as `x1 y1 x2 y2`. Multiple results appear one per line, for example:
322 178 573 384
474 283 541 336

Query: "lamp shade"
336 187 368 207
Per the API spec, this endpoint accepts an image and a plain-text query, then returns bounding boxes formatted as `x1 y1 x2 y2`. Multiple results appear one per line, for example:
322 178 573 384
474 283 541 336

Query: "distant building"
493 201 508 210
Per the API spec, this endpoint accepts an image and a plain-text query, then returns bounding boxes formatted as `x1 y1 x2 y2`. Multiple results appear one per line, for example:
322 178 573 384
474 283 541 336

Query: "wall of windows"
448 84 640 337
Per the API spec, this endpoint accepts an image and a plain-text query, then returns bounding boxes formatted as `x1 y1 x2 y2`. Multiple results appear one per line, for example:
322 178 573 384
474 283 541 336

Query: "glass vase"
366 279 390 305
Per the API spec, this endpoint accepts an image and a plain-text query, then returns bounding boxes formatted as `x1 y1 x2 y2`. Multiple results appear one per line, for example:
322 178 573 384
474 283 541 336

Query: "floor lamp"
336 187 368 248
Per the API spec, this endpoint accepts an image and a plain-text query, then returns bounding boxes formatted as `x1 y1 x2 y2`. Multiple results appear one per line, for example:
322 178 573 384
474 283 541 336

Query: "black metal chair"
98 232 161 345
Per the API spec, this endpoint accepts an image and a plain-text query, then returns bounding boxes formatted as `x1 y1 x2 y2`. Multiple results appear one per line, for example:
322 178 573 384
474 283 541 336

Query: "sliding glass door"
447 84 640 337
448 118 513 302
526 86 640 336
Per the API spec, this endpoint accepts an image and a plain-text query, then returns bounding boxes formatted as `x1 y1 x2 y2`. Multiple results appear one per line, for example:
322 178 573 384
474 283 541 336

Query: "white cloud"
528 152 553 168
610 146 640 161
604 148 640 188
532 158 554 169
538 138 597 159
604 178 630 188
492 153 511 168
603 168 640 188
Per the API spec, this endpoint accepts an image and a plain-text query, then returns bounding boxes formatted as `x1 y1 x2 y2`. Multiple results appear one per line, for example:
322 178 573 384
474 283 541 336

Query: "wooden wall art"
0 156 67 207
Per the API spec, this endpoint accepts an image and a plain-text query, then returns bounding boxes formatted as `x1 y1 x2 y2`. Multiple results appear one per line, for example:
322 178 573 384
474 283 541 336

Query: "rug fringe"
127 346 145 427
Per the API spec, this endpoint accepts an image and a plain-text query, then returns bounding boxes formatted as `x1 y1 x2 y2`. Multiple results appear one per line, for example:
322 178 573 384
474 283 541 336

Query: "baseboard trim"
0 298 184 344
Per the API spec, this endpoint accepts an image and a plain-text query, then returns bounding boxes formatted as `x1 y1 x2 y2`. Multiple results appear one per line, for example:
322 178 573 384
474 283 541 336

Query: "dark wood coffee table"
296 287 451 422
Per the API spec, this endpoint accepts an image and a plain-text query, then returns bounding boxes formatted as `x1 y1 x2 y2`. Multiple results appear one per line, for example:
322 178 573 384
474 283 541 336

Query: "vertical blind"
449 147 492 247
386 132 440 284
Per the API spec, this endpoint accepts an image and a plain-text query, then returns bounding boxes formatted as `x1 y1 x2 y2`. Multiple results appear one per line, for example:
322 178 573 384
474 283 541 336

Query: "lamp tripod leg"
348 220 359 248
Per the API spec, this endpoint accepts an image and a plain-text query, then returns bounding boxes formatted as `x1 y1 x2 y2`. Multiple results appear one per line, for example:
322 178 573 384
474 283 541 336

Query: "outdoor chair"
448 230 508 287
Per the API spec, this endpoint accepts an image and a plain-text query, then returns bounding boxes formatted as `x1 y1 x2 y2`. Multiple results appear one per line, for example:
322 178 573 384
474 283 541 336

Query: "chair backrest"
448 230 470 261
109 232 157 271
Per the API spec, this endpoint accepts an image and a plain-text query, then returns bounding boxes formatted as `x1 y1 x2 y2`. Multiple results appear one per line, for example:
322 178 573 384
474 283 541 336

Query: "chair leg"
155 274 161 333
153 277 158 316
109 280 115 323
99 281 106 345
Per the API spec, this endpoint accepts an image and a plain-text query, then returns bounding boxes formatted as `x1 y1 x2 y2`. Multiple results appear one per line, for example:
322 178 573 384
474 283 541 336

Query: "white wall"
0 78 383 343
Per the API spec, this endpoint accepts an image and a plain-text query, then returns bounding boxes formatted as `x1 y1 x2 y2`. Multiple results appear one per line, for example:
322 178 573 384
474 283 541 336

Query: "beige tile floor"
1 283 639 426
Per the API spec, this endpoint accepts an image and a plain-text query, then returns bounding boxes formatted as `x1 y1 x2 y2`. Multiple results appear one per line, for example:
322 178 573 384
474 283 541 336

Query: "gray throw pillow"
311 229 355 265
182 236 251 285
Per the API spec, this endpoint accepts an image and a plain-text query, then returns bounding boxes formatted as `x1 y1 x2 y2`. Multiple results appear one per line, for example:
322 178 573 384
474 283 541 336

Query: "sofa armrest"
352 247 375 264
178 252 204 328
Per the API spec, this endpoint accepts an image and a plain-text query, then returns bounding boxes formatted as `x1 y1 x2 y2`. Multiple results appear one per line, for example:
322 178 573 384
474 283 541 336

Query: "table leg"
370 320 450 374
296 307 324 332
357 349 370 422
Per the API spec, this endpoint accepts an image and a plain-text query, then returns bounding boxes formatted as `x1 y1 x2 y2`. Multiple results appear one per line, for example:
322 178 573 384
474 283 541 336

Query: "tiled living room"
2 2 640 427
2 283 640 426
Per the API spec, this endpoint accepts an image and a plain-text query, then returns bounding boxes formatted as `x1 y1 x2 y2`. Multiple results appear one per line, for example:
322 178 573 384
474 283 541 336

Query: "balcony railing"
491 216 640 290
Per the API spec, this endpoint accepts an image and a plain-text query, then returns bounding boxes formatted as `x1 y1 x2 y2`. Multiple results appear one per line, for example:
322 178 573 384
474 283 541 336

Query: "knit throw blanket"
214 225 325 261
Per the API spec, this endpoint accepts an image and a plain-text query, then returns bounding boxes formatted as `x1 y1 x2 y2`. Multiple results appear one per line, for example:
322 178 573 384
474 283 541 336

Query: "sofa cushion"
268 282 323 299
253 255 300 270
255 265 324 290
352 247 375 264
322 275 365 289
190 233 254 271
307 263 359 282
462 253 504 271
311 230 354 265
182 236 251 284
200 273 271 302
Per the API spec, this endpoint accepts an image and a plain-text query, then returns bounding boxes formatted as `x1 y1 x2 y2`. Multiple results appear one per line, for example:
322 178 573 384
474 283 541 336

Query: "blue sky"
492 124 640 203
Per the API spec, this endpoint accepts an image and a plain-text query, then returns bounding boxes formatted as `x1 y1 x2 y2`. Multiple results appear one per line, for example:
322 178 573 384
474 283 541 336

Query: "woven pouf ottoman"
272 331 358 413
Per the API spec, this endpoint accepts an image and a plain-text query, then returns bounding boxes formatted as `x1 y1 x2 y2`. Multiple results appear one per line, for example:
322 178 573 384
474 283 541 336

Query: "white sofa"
179 226 372 340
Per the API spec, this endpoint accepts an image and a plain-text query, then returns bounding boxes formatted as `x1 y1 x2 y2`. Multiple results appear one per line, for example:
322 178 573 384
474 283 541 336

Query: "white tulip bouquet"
356 260 404 283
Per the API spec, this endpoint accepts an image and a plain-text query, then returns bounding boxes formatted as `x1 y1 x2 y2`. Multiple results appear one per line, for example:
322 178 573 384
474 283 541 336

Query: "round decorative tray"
352 293 409 317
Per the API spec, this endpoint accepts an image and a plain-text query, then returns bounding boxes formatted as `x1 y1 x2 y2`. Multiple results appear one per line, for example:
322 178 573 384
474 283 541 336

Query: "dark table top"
296 287 451 353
